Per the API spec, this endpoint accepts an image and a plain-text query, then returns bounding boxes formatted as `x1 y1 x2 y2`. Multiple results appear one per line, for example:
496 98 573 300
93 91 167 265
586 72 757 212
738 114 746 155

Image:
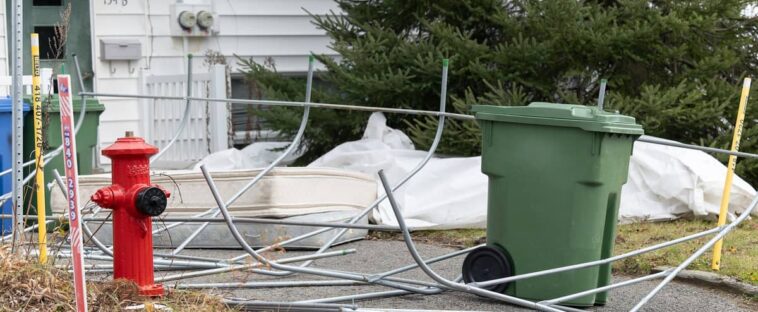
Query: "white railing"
140 64 229 169
0 68 53 96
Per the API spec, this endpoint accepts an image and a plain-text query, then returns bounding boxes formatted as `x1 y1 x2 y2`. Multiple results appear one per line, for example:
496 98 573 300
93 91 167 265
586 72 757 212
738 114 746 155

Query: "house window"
230 73 326 147
231 76 276 146
34 26 65 59
33 0 62 6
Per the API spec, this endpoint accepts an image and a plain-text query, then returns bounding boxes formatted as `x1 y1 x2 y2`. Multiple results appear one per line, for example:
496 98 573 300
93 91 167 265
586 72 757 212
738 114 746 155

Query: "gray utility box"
100 39 142 60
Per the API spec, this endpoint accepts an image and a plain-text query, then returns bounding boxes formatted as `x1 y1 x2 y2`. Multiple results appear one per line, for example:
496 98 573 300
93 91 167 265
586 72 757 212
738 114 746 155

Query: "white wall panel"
96 0 339 16
99 99 142 121
0 2 7 76
212 0 339 16
91 0 341 165
98 119 143 142
95 15 327 37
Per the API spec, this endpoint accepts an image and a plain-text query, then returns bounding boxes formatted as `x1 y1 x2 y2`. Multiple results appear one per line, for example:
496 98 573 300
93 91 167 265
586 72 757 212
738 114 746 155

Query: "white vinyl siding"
90 0 339 164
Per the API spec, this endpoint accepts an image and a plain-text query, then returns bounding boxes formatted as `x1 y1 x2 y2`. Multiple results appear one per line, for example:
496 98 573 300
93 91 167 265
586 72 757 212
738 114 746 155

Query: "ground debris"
0 245 234 311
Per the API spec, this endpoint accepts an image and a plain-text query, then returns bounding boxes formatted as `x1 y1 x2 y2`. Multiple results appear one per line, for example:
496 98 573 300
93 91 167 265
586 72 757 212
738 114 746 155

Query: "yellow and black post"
31 33 47 263
711 77 752 271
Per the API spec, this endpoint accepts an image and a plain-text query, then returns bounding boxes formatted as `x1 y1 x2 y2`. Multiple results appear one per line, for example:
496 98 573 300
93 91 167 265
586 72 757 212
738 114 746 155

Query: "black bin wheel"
462 245 513 293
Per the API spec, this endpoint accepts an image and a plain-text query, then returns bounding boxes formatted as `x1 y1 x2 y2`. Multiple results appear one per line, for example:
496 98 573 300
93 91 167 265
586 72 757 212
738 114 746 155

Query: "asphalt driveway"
159 240 756 311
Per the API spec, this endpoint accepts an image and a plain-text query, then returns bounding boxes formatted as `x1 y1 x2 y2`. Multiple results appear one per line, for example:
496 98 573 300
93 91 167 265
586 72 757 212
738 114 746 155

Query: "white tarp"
308 113 487 229
194 141 303 171
620 139 756 222
309 112 757 229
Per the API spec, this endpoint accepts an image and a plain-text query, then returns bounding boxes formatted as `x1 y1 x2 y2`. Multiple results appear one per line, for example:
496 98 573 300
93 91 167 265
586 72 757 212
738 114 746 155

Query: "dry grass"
0 245 234 311
376 218 758 286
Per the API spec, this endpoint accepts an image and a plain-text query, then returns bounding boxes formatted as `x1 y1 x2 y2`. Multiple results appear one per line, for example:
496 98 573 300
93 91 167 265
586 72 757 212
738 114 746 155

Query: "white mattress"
50 167 377 249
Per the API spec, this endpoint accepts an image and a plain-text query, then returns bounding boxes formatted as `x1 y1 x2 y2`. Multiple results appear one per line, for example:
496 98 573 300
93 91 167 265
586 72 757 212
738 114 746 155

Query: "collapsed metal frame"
2 55 757 312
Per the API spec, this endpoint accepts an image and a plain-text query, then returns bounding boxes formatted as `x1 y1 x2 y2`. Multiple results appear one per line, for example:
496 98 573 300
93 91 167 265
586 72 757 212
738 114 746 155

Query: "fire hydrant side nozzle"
90 185 124 209
90 132 167 297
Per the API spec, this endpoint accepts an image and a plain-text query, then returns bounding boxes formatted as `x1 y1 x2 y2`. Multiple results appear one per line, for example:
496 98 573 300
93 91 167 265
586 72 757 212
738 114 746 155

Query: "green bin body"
24 98 105 217
472 102 643 306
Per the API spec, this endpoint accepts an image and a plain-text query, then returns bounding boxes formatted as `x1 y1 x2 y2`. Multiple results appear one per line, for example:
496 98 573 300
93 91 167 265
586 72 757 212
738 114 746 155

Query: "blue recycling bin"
1 97 30 234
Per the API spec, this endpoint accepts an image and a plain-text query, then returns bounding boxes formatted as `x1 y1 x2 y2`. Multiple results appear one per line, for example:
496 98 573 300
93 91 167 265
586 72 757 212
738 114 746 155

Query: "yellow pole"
31 33 47 263
711 77 752 271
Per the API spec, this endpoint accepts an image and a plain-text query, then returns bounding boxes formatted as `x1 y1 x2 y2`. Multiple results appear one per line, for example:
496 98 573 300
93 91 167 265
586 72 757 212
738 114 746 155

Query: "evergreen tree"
240 0 758 182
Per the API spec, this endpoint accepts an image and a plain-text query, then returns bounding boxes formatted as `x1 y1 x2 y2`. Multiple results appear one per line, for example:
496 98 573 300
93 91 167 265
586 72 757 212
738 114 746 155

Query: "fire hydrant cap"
102 136 159 158
136 187 168 216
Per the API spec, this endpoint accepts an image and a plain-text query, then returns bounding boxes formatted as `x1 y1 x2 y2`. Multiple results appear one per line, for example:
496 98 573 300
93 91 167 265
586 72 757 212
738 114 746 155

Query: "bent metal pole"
298 58 452 271
199 164 444 295
0 54 92 225
167 55 314 255
223 58 451 265
0 54 90 181
631 191 758 311
151 54 193 163
377 170 564 312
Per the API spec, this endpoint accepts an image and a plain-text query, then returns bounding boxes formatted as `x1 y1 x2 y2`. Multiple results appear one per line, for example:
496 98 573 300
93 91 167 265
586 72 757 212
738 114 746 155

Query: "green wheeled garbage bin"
462 102 643 307
23 98 104 218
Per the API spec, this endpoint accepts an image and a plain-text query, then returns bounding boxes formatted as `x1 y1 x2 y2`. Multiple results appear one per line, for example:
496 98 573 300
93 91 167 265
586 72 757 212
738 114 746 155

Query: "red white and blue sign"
58 74 88 312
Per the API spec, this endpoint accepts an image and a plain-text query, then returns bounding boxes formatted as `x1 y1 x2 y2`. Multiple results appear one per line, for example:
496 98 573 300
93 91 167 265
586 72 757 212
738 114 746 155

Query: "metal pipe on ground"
52 169 116 260
473 226 721 288
222 300 357 312
58 171 223 269
175 280 364 289
299 276 464 304
367 245 481 283
52 170 308 272
630 193 758 311
300 288 437 304
1 220 55 241
151 208 216 235
155 248 357 282
540 269 672 305
14 216 413 231
54 253 226 269
200 165 445 295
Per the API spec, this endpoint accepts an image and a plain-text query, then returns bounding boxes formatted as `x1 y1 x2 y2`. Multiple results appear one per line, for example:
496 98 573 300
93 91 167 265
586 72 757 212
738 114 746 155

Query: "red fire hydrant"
91 131 169 297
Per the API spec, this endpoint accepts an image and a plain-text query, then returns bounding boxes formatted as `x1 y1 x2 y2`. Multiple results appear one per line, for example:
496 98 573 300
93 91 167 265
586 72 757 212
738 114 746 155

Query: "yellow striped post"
31 33 47 263
711 77 752 271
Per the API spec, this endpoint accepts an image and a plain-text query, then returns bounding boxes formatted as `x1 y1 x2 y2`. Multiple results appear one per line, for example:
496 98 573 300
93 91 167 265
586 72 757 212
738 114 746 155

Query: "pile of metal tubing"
2 56 757 312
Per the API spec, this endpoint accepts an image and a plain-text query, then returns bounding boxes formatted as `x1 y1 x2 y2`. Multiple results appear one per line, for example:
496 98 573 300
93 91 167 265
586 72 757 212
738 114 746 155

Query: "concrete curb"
653 266 758 296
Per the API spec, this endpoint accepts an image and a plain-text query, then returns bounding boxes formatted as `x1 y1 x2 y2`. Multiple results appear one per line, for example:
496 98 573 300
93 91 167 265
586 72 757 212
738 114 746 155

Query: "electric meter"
197 11 214 30
177 10 197 30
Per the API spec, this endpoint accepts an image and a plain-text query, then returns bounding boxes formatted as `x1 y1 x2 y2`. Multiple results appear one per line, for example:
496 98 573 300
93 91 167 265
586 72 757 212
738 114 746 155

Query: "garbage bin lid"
0 97 30 113
472 102 644 135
